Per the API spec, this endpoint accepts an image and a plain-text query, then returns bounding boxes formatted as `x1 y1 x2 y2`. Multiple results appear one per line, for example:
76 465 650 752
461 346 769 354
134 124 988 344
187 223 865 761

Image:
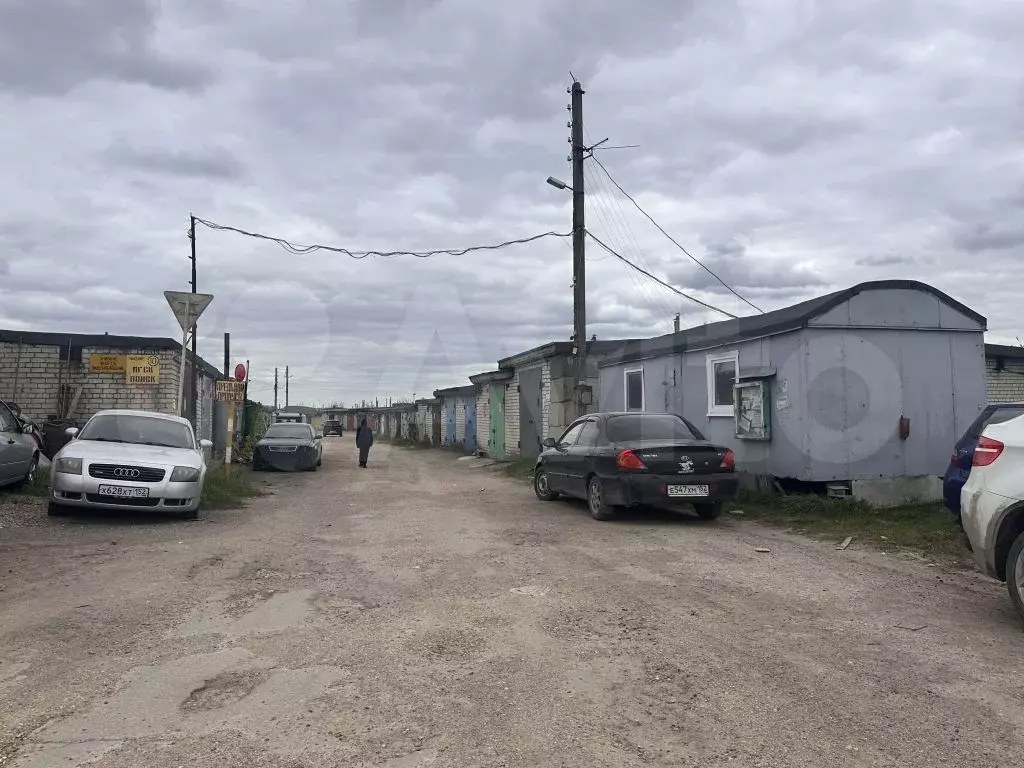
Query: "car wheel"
587 476 617 521
694 502 723 521
317 455 322 467
47 500 68 517
181 509 199 521
16 454 39 491
534 466 558 501
1006 532 1024 622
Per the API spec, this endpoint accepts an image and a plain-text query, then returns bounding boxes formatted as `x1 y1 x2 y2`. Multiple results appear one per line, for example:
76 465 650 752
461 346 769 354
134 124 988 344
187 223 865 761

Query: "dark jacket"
356 425 374 450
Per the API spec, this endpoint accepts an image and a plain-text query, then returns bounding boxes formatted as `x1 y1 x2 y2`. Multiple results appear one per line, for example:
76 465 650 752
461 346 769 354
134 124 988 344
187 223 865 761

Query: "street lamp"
546 176 572 191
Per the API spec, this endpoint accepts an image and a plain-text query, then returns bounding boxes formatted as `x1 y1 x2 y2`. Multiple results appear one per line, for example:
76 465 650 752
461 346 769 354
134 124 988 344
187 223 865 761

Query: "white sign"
164 291 214 333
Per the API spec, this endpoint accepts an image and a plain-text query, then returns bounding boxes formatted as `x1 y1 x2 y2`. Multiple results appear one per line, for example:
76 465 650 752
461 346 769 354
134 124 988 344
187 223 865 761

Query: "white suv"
961 413 1024 620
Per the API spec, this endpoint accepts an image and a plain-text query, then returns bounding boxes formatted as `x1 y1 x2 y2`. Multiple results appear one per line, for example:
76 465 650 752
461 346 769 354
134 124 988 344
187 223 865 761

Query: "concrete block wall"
0 342 182 424
986 358 1024 402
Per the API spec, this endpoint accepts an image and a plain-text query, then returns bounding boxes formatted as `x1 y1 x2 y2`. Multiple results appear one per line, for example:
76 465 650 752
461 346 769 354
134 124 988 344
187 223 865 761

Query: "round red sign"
234 363 247 382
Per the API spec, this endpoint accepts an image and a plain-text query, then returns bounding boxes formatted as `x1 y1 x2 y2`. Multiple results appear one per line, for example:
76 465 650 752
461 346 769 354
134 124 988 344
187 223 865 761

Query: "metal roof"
599 280 985 367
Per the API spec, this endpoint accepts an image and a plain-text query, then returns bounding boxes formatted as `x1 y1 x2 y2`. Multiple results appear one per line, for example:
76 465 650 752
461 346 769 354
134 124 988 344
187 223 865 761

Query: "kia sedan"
49 409 212 520
533 412 738 521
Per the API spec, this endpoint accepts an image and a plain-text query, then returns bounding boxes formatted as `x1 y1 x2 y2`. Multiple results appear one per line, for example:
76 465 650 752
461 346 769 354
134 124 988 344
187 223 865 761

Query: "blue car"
943 402 1024 518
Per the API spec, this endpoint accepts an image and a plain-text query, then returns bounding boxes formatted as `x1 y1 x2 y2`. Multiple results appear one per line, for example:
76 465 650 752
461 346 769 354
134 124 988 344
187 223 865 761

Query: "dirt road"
1 439 1021 767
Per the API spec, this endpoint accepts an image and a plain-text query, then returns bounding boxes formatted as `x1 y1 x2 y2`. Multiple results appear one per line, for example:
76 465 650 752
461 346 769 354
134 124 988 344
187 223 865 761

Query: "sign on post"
164 290 214 417
89 354 126 373
215 380 245 402
126 355 161 385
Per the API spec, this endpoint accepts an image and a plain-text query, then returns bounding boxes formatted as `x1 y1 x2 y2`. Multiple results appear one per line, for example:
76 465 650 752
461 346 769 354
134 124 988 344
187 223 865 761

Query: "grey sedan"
0 399 39 490
49 409 212 520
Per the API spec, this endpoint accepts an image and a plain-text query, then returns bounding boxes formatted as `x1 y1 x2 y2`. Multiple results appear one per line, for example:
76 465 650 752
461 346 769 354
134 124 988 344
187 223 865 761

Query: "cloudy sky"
1 0 1021 406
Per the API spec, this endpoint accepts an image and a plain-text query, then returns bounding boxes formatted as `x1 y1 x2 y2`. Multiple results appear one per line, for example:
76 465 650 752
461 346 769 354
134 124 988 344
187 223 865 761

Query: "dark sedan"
533 412 737 521
253 423 323 472
323 420 343 436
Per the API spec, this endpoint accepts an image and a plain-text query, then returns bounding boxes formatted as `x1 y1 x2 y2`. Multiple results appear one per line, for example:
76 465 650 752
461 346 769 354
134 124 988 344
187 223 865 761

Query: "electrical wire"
588 155 764 314
584 164 678 319
193 217 571 259
586 230 738 319
583 146 681 320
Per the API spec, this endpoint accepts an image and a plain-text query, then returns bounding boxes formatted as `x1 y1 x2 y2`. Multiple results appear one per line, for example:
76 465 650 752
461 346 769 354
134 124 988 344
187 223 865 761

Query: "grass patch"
500 458 536 482
737 491 971 564
201 466 260 509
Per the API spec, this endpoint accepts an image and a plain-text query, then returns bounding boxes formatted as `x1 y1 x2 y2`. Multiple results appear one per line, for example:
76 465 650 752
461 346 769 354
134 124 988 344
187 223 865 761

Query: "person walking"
355 417 374 468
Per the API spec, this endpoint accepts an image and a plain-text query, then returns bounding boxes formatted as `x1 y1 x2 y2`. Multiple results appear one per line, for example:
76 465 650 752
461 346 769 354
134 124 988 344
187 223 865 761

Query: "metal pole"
223 332 230 377
177 322 190 416
189 215 198 428
570 79 587 415
274 367 279 411
285 366 289 407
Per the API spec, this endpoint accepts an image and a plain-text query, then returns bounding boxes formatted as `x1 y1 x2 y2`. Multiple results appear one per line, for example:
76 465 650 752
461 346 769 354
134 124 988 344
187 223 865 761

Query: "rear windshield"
264 424 313 439
966 405 1024 439
606 414 702 442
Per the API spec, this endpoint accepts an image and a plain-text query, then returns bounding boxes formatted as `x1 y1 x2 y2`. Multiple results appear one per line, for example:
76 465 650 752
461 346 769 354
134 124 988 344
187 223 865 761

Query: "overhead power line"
586 230 737 319
589 155 764 314
192 217 570 259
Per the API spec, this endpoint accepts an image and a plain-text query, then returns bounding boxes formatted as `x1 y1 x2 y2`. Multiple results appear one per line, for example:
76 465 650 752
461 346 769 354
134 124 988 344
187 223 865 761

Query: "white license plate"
667 485 709 498
96 484 149 498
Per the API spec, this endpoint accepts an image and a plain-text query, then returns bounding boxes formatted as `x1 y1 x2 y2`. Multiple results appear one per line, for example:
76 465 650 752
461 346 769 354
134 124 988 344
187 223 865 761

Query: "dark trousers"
359 447 369 466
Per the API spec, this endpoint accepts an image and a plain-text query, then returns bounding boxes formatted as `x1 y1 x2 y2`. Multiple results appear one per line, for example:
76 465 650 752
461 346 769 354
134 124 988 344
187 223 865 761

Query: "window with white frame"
706 352 738 417
625 368 644 411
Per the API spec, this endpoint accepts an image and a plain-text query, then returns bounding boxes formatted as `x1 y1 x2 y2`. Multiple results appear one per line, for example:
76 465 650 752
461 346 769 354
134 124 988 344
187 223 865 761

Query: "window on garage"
625 369 644 411
706 351 738 417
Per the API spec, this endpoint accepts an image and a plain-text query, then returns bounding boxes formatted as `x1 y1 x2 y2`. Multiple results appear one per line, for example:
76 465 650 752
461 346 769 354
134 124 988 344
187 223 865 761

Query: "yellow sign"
126 355 161 385
215 380 245 402
89 354 126 373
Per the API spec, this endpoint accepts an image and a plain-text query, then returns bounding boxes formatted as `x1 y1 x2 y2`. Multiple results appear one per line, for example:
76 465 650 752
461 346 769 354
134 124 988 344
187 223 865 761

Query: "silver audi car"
49 409 213 520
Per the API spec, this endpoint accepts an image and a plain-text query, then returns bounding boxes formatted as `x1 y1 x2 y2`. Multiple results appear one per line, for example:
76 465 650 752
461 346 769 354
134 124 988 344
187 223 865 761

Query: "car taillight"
972 436 1004 467
616 449 647 470
720 448 735 470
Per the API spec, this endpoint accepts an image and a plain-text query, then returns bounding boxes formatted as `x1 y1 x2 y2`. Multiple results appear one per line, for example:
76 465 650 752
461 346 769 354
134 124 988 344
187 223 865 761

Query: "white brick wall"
0 341 221 438
455 398 466 443
987 358 1024 402
476 388 490 453
503 360 550 457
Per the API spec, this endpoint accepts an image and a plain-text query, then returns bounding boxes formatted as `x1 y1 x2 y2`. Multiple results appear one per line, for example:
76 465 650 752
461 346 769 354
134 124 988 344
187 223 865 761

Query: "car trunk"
619 440 726 475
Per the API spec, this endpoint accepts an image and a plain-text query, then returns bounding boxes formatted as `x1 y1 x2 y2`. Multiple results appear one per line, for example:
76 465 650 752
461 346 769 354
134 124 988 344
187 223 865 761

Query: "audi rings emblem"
113 467 141 478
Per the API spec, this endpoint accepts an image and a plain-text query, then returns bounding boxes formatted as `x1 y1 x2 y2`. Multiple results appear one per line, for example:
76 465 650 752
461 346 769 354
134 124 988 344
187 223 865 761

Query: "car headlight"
55 457 82 475
170 466 200 482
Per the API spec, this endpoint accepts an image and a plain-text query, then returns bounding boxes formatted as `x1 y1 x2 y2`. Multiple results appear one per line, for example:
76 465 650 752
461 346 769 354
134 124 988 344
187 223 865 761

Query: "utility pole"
223 332 230 377
285 366 290 407
189 215 198 429
674 314 681 333
274 367 279 411
570 79 587 416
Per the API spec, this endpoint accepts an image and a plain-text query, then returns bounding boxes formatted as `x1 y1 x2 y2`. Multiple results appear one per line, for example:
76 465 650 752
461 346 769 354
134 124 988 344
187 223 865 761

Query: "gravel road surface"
1 438 1021 767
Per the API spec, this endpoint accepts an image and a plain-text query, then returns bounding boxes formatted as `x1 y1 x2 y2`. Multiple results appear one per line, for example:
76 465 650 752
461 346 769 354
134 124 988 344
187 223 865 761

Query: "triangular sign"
164 291 214 333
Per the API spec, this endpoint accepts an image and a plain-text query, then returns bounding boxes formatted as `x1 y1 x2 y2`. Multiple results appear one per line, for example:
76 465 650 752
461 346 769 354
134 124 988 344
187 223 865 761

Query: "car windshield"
78 414 194 448
606 414 702 442
264 424 312 439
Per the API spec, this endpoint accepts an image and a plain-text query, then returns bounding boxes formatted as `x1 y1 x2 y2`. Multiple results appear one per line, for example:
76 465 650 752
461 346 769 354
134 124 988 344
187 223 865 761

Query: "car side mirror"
542 437 557 449
315 432 323 440
22 423 33 434
199 439 213 449
65 427 79 438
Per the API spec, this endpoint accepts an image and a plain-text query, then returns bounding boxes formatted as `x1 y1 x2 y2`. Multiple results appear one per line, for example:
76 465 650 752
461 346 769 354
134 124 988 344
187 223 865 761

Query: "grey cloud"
3 1 1024 404
104 144 245 180
0 0 211 95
